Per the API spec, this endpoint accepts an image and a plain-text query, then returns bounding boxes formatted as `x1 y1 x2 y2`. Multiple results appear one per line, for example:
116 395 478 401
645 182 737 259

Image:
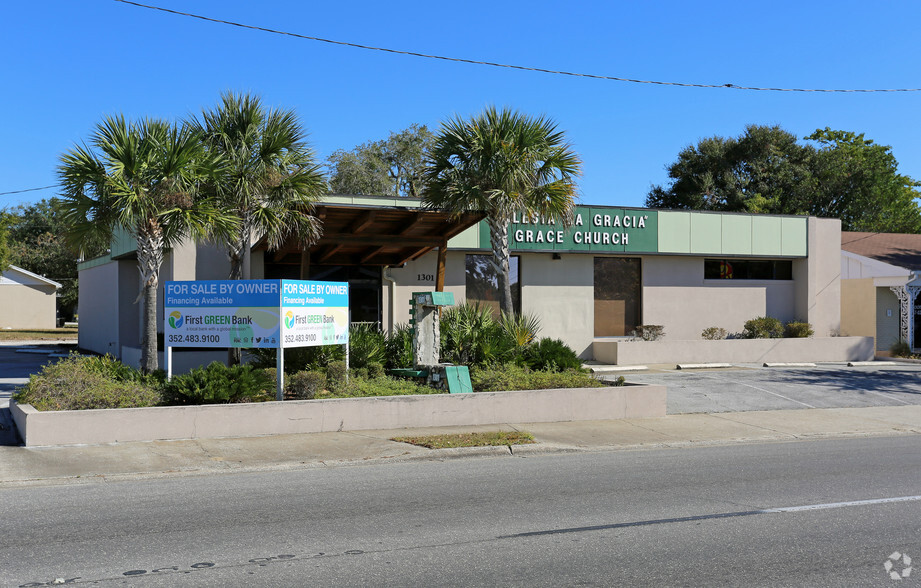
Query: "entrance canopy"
255 197 485 287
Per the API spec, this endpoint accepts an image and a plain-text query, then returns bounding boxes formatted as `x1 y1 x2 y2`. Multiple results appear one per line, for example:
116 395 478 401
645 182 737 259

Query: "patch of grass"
0 328 78 340
391 431 535 449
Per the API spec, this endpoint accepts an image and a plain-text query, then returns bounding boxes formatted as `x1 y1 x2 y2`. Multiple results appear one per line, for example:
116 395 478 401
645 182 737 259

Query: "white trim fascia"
0 265 63 289
841 250 911 279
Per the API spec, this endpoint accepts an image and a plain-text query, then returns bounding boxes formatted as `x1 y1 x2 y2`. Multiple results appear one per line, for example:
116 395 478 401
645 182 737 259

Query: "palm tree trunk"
137 221 164 374
487 215 514 315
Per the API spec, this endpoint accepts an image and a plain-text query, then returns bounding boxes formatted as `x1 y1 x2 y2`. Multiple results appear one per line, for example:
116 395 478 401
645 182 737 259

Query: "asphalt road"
2 436 920 586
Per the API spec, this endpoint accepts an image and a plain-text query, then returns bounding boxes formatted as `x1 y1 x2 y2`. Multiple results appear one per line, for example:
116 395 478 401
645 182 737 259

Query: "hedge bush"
784 321 814 338
522 338 583 372
701 327 728 340
318 375 439 398
160 362 274 405
13 354 162 411
742 316 784 339
287 370 327 400
470 363 604 392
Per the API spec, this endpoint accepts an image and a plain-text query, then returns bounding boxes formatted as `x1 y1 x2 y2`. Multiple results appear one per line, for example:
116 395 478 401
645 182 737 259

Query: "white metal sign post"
164 280 349 401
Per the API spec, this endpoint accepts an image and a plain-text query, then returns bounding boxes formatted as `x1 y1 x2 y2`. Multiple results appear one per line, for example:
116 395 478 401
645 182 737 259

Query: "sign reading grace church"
480 206 659 253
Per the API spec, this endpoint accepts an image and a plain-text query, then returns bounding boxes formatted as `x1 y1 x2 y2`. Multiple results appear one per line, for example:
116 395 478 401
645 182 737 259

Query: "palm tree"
193 92 326 280
57 115 237 373
422 106 581 314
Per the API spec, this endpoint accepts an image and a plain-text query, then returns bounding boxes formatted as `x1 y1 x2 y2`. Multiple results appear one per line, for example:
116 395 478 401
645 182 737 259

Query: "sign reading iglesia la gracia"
479 207 659 253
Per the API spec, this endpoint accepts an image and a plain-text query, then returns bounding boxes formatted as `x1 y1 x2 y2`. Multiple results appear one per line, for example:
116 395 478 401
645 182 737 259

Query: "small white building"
0 265 62 329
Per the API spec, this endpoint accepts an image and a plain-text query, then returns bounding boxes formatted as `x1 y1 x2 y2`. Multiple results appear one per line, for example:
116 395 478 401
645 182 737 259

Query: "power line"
114 0 921 93
0 185 58 197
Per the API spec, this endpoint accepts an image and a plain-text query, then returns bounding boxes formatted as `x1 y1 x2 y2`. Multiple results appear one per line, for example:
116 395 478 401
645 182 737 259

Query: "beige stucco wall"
12 384 667 446
642 256 796 340
520 253 594 357
78 261 122 355
0 283 57 329
794 217 842 337
840 278 875 340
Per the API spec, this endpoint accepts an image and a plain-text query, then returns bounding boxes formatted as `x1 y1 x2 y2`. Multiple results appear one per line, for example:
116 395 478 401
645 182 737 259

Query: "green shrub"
326 360 348 392
13 354 162 411
470 363 604 392
349 322 387 370
440 301 509 365
161 362 274 405
891 340 911 358
633 325 665 341
784 321 814 338
367 362 386 378
384 323 414 369
248 345 345 373
287 370 327 400
522 338 582 372
701 327 728 340
742 316 784 339
320 375 440 398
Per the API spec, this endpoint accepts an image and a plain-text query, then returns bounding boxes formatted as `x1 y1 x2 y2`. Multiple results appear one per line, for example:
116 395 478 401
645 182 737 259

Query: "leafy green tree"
57 115 237 372
646 125 921 232
3 199 105 320
805 128 921 233
646 125 814 215
328 124 433 197
0 212 10 272
193 92 326 280
423 107 581 314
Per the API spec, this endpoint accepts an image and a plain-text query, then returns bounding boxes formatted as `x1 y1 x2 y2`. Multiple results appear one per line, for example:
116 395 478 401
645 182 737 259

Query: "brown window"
594 257 641 337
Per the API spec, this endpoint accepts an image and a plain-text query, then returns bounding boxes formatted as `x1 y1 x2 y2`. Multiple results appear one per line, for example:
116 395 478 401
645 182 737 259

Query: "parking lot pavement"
619 363 921 414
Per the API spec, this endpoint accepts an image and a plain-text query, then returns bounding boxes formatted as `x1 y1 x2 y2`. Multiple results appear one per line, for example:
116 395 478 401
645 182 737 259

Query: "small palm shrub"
742 316 784 339
349 322 387 370
701 327 728 340
522 338 583 372
440 302 511 365
384 323 414 369
161 362 274 405
13 354 162 411
784 321 814 338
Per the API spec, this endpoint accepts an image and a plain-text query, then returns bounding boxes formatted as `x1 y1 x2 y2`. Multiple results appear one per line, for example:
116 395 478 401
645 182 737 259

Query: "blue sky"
3 0 920 210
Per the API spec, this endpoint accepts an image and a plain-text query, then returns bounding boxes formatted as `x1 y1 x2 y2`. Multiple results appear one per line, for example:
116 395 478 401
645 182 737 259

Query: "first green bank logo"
168 311 184 329
284 311 295 329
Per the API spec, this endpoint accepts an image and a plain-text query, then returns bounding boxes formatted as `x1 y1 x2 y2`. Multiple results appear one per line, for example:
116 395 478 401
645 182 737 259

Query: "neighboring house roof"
841 232 921 272
0 265 62 289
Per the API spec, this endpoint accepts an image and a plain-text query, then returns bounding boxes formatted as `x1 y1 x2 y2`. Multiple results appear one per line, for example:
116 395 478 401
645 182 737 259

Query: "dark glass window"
465 254 520 315
704 259 793 280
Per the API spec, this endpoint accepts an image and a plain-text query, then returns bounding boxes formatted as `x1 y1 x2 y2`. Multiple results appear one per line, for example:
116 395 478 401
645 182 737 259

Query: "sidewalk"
2 405 920 486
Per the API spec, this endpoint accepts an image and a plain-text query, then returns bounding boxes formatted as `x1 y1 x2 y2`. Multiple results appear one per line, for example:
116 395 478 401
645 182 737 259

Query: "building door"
594 257 641 337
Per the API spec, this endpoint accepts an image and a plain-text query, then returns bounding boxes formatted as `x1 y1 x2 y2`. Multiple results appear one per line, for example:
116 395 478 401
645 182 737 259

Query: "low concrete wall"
10 384 666 447
594 336 874 365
